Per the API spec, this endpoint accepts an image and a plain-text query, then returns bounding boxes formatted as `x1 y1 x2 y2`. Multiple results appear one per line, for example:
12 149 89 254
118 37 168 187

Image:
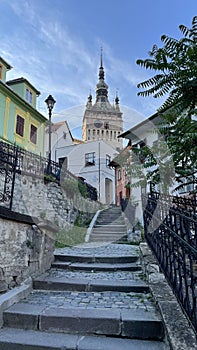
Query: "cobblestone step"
3 301 164 340
33 274 149 292
88 234 126 242
0 328 167 350
54 252 138 263
92 225 127 232
51 261 142 271
0 243 168 349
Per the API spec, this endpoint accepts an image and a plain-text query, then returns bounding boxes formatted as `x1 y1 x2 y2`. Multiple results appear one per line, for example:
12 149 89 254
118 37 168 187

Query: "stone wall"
0 172 101 292
12 174 100 230
0 211 54 293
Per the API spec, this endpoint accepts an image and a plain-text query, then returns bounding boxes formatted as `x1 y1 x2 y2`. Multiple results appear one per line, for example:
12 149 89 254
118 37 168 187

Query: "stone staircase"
89 206 127 243
0 243 169 349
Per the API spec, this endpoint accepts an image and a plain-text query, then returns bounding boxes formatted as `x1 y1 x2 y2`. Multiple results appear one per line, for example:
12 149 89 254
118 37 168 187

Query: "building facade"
0 57 47 155
55 139 117 204
110 143 132 206
82 51 123 151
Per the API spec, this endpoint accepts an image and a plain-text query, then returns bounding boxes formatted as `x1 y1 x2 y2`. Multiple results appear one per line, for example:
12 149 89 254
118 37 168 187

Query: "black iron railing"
143 193 197 332
0 140 97 209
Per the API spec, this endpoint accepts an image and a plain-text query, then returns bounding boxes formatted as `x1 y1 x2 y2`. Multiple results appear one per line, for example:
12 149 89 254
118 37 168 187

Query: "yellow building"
0 56 47 155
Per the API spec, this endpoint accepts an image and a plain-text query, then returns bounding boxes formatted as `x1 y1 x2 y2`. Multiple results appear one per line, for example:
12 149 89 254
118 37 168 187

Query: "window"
26 88 33 104
85 152 95 166
104 122 109 129
0 65 2 80
30 124 37 144
106 154 111 167
118 169 122 181
16 115 25 137
59 157 67 169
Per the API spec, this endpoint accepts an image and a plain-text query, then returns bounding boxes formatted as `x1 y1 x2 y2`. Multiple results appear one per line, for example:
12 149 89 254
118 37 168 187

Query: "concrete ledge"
139 242 197 349
0 279 32 328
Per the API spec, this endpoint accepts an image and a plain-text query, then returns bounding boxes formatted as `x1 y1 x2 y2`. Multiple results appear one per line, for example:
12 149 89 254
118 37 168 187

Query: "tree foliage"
134 16 197 193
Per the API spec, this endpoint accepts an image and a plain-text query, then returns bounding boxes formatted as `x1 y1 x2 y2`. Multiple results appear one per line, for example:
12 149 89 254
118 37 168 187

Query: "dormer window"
26 88 33 104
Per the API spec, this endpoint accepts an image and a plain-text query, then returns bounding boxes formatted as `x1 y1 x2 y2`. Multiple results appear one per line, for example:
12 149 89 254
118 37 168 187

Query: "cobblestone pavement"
21 244 156 313
54 243 139 257
45 269 142 281
22 290 155 311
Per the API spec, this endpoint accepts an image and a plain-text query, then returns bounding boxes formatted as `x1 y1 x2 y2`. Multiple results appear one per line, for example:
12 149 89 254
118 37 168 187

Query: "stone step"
0 328 166 350
95 220 125 225
3 304 164 340
54 253 138 263
51 261 141 271
92 226 127 233
33 275 149 293
88 234 126 242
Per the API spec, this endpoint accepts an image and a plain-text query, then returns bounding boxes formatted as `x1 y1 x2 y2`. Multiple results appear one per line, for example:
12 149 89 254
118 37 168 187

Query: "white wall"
55 140 118 204
44 122 74 162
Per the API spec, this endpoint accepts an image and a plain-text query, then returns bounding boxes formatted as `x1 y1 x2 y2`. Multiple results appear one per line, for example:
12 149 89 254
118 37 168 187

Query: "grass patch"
55 225 87 248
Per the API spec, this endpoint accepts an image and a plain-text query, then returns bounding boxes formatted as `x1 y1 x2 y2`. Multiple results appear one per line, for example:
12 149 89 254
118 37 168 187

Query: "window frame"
16 115 25 137
26 88 33 104
118 169 122 181
85 152 96 167
106 154 111 168
30 124 37 144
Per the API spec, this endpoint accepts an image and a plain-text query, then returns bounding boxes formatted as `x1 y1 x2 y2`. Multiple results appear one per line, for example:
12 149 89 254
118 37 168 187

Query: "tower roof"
96 48 109 103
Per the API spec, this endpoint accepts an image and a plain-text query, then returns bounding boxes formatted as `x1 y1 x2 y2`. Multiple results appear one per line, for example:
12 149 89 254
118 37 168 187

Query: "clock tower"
82 50 123 150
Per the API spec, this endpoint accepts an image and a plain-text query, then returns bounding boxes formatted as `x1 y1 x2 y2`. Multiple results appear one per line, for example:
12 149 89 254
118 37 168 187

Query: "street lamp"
45 94 56 174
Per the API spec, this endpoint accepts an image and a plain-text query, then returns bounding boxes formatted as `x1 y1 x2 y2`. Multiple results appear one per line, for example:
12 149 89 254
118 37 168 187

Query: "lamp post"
45 94 56 174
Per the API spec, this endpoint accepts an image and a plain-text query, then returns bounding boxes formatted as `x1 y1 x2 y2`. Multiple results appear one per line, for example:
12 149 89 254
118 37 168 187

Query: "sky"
1 0 196 138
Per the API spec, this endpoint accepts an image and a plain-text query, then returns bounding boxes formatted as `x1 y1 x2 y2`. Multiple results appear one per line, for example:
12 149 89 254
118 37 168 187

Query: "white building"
44 121 82 163
55 139 118 204
119 113 165 223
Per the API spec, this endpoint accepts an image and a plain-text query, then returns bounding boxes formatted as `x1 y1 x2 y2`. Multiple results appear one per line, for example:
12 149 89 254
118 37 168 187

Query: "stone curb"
139 242 197 350
85 209 105 242
0 278 32 327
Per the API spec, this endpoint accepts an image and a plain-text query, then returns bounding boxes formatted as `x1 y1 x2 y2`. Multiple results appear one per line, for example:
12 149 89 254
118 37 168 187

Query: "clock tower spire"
82 50 123 150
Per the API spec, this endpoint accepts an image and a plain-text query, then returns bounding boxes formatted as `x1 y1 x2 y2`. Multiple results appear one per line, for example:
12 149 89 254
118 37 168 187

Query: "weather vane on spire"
100 46 103 67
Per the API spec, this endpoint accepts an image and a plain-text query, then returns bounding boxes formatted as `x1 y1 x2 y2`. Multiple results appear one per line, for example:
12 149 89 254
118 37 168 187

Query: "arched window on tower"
104 122 109 130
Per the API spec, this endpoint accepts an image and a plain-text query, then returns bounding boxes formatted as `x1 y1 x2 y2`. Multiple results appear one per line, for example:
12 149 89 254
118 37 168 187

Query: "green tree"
134 16 197 193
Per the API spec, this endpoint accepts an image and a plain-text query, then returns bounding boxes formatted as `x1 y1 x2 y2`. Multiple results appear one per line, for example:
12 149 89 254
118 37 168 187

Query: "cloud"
1 0 156 129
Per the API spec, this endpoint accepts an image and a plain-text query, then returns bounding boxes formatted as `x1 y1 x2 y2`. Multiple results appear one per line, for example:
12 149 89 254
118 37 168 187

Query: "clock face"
94 120 103 128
